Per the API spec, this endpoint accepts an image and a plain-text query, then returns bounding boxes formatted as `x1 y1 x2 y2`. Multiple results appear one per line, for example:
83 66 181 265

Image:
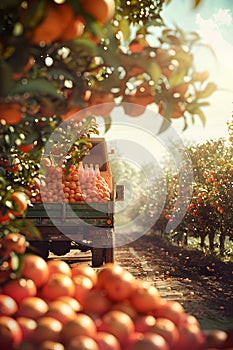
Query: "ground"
114 232 233 331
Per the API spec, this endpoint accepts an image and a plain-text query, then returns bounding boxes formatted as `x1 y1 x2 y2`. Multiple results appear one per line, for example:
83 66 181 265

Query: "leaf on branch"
0 62 15 97
193 108 206 127
23 0 47 30
13 78 65 99
157 117 171 134
168 66 187 87
104 115 112 133
196 82 217 99
193 0 202 8
119 18 131 41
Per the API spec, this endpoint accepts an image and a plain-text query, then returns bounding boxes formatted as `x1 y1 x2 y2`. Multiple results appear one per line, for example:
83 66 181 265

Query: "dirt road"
114 233 233 332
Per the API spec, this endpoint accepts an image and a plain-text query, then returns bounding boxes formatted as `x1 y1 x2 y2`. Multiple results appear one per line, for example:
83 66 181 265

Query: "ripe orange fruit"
73 275 93 304
80 0 115 24
98 310 135 346
1 233 26 257
0 103 23 125
40 273 75 301
45 300 76 325
60 16 85 41
47 259 72 277
60 313 97 345
71 264 97 285
104 269 137 302
31 316 62 344
83 288 112 315
16 296 48 319
66 335 99 350
11 192 28 215
18 143 35 153
28 3 73 44
96 263 124 289
130 281 161 313
20 254 49 288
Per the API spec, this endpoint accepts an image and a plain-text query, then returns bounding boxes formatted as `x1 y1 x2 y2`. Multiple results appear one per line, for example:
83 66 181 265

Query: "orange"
60 313 97 345
1 233 26 256
0 103 23 125
47 259 72 277
82 288 112 315
130 281 161 313
71 264 97 285
20 254 49 288
60 16 85 41
18 143 35 153
96 263 124 289
80 0 115 24
104 269 137 302
28 3 73 44
11 191 28 215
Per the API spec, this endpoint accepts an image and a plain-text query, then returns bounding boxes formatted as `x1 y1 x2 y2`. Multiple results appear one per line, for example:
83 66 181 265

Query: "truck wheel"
92 247 104 267
27 240 49 260
50 241 71 256
105 247 114 263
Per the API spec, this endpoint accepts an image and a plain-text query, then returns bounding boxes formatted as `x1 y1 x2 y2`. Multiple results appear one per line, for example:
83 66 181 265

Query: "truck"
26 138 124 267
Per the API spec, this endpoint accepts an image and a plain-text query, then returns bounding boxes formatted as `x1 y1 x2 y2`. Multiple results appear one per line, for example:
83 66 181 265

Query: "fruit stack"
31 162 111 204
0 256 232 350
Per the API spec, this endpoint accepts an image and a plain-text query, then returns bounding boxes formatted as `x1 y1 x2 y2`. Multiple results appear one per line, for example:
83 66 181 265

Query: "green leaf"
14 219 41 239
193 0 202 8
196 83 217 99
13 78 64 99
0 62 15 97
168 67 187 88
158 118 171 134
119 18 131 41
104 115 112 133
193 108 206 127
23 0 47 30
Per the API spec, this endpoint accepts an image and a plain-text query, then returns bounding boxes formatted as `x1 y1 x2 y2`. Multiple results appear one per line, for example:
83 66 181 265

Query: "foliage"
145 136 233 257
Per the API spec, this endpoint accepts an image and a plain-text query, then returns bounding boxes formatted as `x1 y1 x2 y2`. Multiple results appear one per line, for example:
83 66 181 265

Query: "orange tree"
152 136 233 256
0 0 217 267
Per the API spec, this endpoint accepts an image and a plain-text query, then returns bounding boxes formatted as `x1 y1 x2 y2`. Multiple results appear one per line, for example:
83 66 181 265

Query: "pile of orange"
31 163 111 203
0 257 232 349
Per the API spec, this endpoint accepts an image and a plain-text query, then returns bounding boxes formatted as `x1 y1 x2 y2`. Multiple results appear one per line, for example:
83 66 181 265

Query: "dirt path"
114 232 233 332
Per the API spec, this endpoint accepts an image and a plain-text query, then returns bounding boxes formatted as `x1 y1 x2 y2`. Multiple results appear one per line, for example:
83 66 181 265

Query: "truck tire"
105 247 114 263
92 247 104 267
50 241 71 256
27 240 49 260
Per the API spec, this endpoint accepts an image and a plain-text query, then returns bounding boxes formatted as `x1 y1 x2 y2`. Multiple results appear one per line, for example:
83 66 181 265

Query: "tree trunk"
200 232 206 249
219 232 226 255
208 231 215 252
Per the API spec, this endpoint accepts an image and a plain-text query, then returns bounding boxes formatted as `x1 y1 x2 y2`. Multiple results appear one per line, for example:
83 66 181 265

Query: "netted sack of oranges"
0 257 233 350
31 162 111 203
